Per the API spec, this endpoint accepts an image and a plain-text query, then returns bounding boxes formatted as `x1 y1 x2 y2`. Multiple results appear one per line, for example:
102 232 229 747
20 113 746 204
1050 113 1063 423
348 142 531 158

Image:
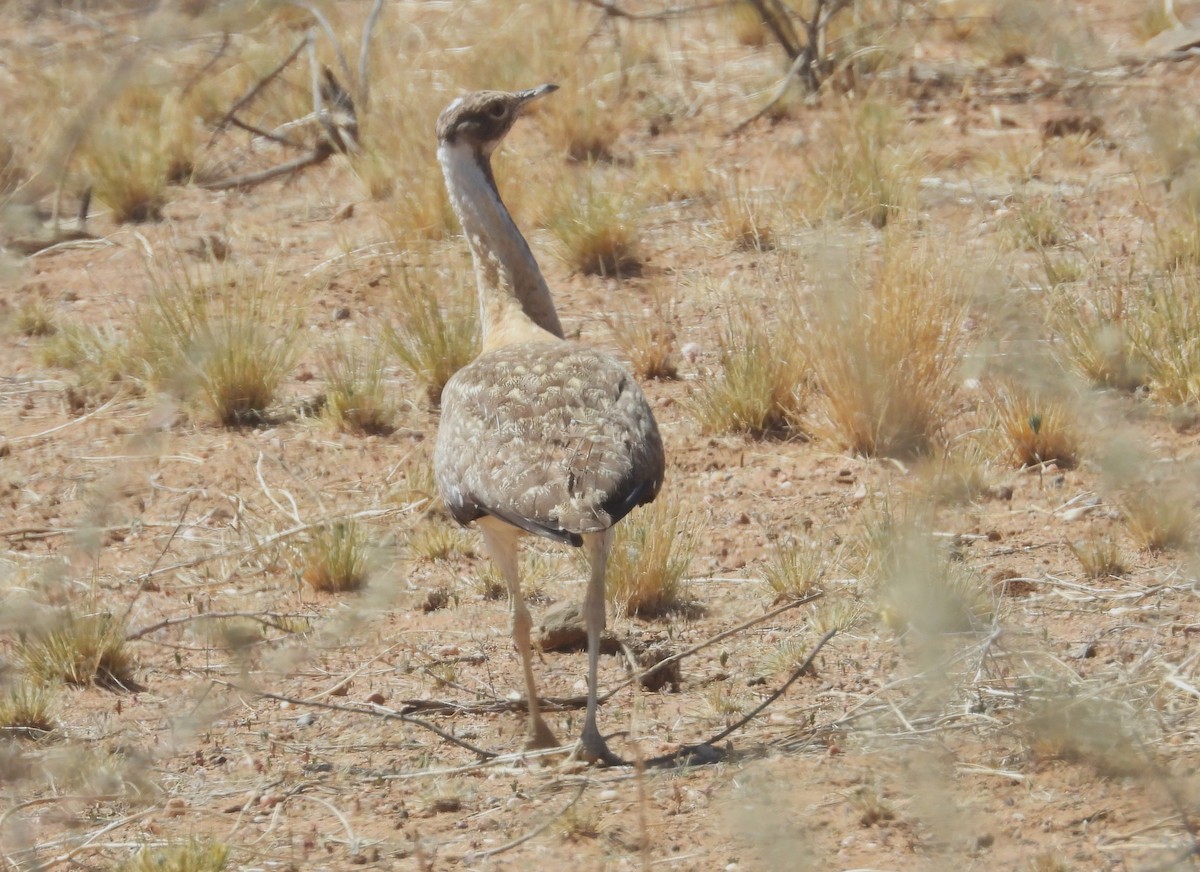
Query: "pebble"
297 713 317 727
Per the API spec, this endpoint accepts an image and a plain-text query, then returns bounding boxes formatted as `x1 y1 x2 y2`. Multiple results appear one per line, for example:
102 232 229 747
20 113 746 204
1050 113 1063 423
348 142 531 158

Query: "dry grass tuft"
762 540 829 603
81 86 199 223
547 173 642 277
603 500 700 618
17 610 135 689
136 256 303 425
1125 271 1200 406
386 261 479 407
993 383 1081 469
117 839 230 872
13 298 57 337
804 232 969 458
301 520 372 593
804 98 921 228
1068 529 1127 579
1020 680 1144 777
690 301 808 438
861 509 994 636
1051 281 1144 392
319 339 396 435
606 285 679 380
1119 487 1194 552
0 680 57 740
714 178 775 252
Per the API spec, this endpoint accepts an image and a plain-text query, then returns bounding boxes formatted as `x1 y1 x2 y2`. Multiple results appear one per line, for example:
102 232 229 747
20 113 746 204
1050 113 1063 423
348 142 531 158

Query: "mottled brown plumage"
432 85 664 764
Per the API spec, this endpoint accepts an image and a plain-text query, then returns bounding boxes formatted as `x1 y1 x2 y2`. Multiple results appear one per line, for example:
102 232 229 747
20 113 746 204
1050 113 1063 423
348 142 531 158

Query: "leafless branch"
208 33 308 149
358 0 385 116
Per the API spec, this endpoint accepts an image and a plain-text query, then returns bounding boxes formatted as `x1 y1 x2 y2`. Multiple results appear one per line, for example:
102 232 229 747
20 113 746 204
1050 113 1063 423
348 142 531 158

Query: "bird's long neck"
438 139 564 350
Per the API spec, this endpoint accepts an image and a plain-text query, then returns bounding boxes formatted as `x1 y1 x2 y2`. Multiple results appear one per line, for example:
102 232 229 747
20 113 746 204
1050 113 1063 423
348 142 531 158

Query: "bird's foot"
524 716 560 753
576 723 626 767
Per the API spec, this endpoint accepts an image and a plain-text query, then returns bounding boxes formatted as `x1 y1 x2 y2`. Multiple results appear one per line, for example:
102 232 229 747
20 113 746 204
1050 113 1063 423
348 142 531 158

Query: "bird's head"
436 84 558 156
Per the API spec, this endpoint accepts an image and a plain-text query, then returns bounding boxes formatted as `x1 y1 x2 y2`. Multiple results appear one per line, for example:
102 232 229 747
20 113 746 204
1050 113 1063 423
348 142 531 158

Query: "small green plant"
1067 529 1127 579
18 610 136 688
603 501 700 618
606 286 679 380
301 520 372 592
689 302 808 437
386 262 479 407
0 680 57 740
994 384 1081 469
118 839 229 872
319 339 395 434
762 540 828 602
547 173 642 276
804 232 969 458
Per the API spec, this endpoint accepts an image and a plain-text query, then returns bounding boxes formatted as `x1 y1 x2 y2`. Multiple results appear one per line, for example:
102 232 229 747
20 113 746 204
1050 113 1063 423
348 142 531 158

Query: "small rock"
365 692 386 705
333 306 351 321
297 713 317 727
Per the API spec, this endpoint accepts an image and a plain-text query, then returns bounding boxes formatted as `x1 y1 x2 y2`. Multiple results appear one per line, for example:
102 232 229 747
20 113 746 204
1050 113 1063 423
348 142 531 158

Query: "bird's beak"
515 83 559 112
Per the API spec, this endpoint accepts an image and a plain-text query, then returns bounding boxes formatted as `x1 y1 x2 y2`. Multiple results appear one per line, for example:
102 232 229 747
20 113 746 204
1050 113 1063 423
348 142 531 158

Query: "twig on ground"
464 780 587 861
209 679 499 759
126 610 310 642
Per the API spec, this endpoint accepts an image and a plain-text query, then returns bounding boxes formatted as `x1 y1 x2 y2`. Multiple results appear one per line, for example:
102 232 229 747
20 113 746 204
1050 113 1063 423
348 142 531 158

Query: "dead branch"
208 33 309 149
196 142 334 191
358 0 385 116
734 0 856 132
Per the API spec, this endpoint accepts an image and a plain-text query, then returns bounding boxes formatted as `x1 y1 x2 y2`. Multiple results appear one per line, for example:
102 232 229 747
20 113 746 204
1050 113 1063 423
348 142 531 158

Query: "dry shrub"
18 610 135 689
604 501 700 618
714 177 776 252
689 300 808 438
804 231 970 458
993 383 1081 469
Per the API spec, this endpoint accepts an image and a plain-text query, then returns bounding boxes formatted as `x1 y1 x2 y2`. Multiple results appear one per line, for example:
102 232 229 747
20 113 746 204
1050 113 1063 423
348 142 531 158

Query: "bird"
432 84 665 765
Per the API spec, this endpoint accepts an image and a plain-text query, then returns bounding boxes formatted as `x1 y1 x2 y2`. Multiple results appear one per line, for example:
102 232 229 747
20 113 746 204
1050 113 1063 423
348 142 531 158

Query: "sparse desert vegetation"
4 1 1200 869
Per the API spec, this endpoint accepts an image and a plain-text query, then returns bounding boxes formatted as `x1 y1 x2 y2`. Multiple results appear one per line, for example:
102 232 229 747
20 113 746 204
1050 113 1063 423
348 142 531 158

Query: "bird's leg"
478 520 559 751
580 529 624 766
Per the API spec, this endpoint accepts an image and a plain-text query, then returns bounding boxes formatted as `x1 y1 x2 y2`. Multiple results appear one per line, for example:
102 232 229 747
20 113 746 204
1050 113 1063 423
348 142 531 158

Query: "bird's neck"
438 139 564 351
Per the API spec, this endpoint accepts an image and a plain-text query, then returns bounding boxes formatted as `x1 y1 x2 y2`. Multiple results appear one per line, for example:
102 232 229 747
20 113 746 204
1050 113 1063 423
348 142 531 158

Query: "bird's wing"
435 342 665 546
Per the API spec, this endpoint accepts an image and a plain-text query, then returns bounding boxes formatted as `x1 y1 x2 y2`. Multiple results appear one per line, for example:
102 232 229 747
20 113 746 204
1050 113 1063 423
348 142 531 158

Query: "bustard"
433 85 665 765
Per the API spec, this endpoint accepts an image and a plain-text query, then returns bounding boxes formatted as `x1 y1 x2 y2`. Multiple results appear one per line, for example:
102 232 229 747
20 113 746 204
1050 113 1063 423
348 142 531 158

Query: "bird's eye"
487 103 506 119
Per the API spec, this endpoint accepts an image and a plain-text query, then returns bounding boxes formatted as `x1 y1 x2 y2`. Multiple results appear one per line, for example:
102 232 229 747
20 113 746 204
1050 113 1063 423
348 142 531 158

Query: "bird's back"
435 341 664 546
